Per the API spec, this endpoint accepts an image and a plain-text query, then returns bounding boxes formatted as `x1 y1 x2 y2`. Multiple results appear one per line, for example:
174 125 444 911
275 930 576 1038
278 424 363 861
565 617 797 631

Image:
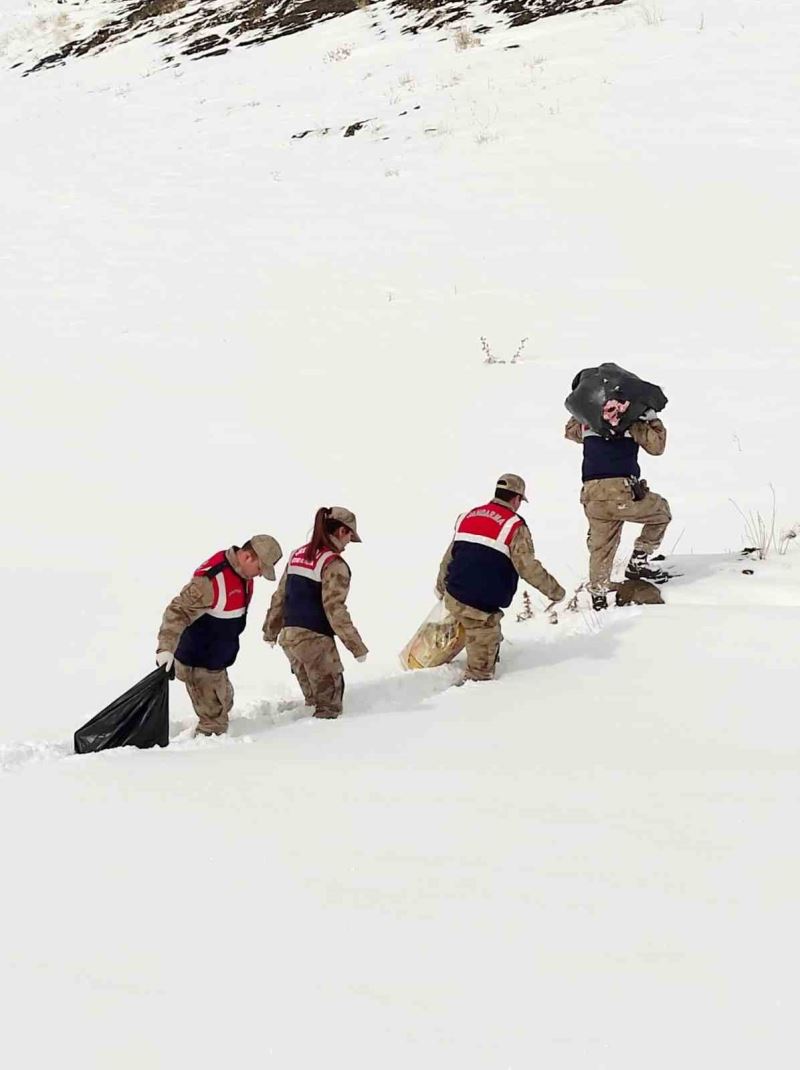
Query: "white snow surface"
1 0 799 1066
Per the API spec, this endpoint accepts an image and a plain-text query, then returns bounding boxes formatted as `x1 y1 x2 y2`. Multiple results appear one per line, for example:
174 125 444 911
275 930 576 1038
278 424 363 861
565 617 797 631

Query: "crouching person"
264 507 367 719
436 474 565 682
156 536 283 737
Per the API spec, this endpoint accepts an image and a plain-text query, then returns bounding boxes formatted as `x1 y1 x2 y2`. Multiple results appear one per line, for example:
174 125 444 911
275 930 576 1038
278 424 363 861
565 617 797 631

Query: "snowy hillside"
4 0 626 73
1 0 799 1066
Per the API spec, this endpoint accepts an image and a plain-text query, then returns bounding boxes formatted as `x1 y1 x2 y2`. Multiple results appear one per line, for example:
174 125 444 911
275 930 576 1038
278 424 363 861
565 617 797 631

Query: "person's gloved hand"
640 409 658 421
156 651 174 673
356 654 368 663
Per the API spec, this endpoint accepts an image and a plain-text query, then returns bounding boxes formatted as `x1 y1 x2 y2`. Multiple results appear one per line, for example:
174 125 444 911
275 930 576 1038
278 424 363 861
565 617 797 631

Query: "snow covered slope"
5 0 627 74
1 0 799 1066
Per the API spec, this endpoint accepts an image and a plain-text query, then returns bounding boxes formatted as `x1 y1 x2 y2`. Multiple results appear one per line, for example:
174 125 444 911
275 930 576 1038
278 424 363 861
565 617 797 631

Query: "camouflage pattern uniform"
264 557 367 718
565 417 672 592
157 547 242 736
436 506 565 681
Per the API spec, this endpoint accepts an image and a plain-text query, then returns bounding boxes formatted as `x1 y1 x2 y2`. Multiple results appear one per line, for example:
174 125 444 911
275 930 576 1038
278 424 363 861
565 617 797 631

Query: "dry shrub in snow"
324 44 352 63
481 335 528 364
730 486 796 559
454 27 481 52
636 1 664 26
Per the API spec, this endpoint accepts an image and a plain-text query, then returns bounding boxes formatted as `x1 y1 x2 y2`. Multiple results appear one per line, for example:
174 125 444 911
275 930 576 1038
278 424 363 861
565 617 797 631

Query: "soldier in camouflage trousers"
156 535 283 737
264 507 368 719
436 474 565 682
565 412 671 609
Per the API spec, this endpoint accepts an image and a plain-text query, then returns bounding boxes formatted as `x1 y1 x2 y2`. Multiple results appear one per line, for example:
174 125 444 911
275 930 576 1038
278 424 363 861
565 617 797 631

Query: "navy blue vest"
582 434 640 482
284 545 345 637
447 544 520 614
445 502 523 614
175 555 251 671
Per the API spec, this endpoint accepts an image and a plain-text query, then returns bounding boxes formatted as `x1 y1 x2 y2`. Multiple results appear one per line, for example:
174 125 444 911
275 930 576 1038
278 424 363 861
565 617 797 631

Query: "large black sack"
74 667 170 754
565 363 667 438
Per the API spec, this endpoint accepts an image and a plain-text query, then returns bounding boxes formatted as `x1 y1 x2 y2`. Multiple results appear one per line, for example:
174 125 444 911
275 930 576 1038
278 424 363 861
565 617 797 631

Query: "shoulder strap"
204 555 251 605
203 559 228 580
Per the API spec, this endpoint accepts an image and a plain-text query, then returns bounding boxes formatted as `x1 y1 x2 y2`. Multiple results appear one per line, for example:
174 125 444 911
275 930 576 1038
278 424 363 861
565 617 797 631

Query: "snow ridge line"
0 660 465 774
0 739 73 773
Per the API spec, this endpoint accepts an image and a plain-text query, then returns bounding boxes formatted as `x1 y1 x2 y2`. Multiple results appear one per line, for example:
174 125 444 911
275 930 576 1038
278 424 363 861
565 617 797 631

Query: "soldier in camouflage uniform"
156 535 283 737
264 506 367 719
435 474 565 682
565 411 671 609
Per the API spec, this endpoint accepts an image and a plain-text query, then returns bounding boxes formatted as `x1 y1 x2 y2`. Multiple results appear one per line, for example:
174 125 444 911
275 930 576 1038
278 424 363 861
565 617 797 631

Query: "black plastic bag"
74 667 170 754
565 363 667 438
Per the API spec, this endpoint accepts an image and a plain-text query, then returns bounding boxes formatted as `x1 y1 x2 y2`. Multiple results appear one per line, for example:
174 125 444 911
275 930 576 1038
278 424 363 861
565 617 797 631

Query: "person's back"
173 550 252 671
264 507 367 720
445 498 525 614
283 542 342 638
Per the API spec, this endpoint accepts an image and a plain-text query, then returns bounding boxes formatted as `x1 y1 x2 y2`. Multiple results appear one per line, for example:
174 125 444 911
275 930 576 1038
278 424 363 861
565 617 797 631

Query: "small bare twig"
510 337 528 364
778 526 798 555
480 336 497 364
668 527 686 555
566 583 585 612
481 335 529 364
515 591 534 622
544 598 560 625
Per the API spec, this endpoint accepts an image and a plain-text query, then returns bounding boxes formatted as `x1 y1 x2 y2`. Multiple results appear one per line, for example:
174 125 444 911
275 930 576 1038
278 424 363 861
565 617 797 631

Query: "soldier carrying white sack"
435 474 565 682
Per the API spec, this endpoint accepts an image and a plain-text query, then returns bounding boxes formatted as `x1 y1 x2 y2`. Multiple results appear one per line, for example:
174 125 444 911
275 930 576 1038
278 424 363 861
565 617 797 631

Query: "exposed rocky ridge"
19 0 624 75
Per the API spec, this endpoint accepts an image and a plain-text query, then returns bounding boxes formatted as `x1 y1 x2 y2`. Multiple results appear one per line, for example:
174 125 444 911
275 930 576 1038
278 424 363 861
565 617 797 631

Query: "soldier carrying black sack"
564 365 672 610
156 535 283 737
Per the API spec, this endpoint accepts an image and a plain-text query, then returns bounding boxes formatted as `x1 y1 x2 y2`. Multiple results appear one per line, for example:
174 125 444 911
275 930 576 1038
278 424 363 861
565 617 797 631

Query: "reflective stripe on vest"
287 546 338 583
453 504 522 557
194 552 252 618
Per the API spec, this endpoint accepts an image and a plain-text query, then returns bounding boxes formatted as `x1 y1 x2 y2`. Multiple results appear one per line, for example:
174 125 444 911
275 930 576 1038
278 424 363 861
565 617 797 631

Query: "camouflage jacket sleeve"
629 417 666 456
564 417 584 444
321 558 368 659
157 575 215 654
263 567 288 642
509 525 565 603
435 539 454 597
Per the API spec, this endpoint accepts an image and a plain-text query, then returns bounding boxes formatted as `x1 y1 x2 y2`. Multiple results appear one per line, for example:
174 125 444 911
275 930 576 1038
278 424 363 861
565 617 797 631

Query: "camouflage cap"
495 473 528 502
248 534 283 579
329 506 362 543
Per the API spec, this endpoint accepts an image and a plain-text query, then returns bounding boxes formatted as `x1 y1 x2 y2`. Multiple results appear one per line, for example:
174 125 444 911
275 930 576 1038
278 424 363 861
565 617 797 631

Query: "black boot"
591 591 608 611
625 551 671 584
